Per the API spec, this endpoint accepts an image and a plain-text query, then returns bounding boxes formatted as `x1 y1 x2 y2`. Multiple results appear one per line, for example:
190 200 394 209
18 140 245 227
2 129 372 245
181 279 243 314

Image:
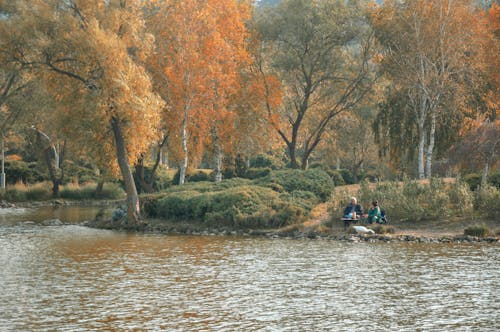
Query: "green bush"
250 154 285 170
474 185 500 219
188 170 211 182
147 177 316 229
4 160 47 184
464 224 490 237
172 168 213 185
464 173 482 191
279 190 320 212
256 168 334 201
244 167 271 180
448 179 474 216
151 185 304 228
339 169 355 185
487 171 500 188
327 170 345 186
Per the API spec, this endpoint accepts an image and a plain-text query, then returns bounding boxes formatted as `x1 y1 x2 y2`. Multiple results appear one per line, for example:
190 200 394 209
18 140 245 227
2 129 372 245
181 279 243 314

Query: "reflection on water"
0 205 107 224
0 208 498 331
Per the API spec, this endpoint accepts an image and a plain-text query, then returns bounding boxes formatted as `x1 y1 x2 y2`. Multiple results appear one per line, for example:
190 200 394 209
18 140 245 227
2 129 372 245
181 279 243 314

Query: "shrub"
250 154 285 170
4 160 47 184
474 185 500 219
327 170 345 186
153 167 173 191
244 167 271 180
464 173 481 191
448 179 474 216
148 184 310 228
172 168 213 185
187 170 211 182
370 224 395 234
488 171 500 188
464 224 490 237
155 190 201 220
279 190 319 212
339 169 355 185
256 168 334 201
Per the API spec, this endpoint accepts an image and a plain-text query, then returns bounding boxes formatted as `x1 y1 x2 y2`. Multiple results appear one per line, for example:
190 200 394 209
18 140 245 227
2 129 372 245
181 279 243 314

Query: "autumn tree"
255 0 376 169
372 0 496 179
448 120 500 184
0 0 163 223
150 0 253 183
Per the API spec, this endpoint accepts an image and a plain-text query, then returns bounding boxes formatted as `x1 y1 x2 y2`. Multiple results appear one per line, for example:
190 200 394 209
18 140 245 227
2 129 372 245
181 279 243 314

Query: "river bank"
81 214 499 244
2 197 499 244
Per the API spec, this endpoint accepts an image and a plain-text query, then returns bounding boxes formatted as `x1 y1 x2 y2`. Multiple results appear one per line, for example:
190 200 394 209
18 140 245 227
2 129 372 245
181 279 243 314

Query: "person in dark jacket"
343 197 363 219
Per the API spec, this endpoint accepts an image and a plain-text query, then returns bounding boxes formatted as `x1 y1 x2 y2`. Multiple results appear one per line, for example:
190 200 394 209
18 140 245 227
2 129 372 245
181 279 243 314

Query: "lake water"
0 206 498 331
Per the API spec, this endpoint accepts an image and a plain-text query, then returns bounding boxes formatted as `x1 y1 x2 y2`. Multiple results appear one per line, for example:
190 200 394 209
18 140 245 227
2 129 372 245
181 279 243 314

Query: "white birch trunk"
212 128 223 182
179 111 188 185
417 120 426 179
425 112 436 178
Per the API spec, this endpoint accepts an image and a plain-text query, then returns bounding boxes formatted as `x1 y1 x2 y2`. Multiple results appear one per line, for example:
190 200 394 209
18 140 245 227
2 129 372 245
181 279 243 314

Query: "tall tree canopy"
255 0 376 169
0 0 163 223
149 0 252 184
372 0 497 178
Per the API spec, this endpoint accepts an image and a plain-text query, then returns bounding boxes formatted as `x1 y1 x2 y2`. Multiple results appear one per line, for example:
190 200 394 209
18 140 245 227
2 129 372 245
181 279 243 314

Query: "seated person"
367 200 381 224
343 197 363 219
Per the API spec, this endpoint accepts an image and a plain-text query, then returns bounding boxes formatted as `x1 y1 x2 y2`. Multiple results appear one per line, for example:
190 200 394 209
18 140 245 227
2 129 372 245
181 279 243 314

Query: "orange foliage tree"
150 0 253 183
0 0 163 223
372 0 497 179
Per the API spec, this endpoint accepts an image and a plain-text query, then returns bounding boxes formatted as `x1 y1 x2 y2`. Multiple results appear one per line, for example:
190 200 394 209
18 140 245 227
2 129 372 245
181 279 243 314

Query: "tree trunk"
417 120 426 179
215 146 223 182
36 132 60 197
179 112 188 185
425 112 436 178
481 162 489 187
110 116 140 223
134 157 153 194
288 139 298 169
212 127 223 182
45 147 59 197
95 177 104 198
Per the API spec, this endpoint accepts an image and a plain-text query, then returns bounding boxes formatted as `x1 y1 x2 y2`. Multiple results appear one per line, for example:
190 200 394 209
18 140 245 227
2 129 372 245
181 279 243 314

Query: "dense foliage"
330 178 499 222
142 169 332 228
0 0 498 224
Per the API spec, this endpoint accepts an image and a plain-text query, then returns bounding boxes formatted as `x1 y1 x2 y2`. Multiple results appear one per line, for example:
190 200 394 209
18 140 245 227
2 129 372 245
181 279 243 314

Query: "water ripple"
0 225 498 331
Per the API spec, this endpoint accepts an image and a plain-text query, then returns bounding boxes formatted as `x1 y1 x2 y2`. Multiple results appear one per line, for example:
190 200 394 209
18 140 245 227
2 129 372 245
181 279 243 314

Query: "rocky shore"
82 217 499 244
0 200 16 208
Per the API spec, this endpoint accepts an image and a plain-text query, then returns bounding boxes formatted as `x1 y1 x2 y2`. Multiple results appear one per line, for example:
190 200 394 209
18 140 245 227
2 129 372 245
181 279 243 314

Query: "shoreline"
3 199 498 244
82 218 500 244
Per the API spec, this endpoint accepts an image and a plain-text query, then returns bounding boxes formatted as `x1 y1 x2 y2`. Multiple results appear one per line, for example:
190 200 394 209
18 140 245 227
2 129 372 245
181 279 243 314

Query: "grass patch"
0 182 52 201
60 182 125 200
330 177 498 223
369 224 395 235
464 224 490 238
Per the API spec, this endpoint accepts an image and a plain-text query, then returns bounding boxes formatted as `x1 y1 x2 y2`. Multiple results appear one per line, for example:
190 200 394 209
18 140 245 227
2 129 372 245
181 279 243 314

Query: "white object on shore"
353 226 375 235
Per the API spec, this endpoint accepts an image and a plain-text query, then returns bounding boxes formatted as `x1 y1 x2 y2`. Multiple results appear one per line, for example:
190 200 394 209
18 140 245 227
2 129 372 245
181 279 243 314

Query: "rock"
0 200 16 208
21 221 36 225
348 236 360 242
41 218 63 226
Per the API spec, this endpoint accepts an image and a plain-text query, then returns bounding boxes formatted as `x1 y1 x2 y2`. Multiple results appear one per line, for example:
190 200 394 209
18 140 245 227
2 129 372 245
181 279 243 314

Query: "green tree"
255 0 376 169
0 0 163 223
